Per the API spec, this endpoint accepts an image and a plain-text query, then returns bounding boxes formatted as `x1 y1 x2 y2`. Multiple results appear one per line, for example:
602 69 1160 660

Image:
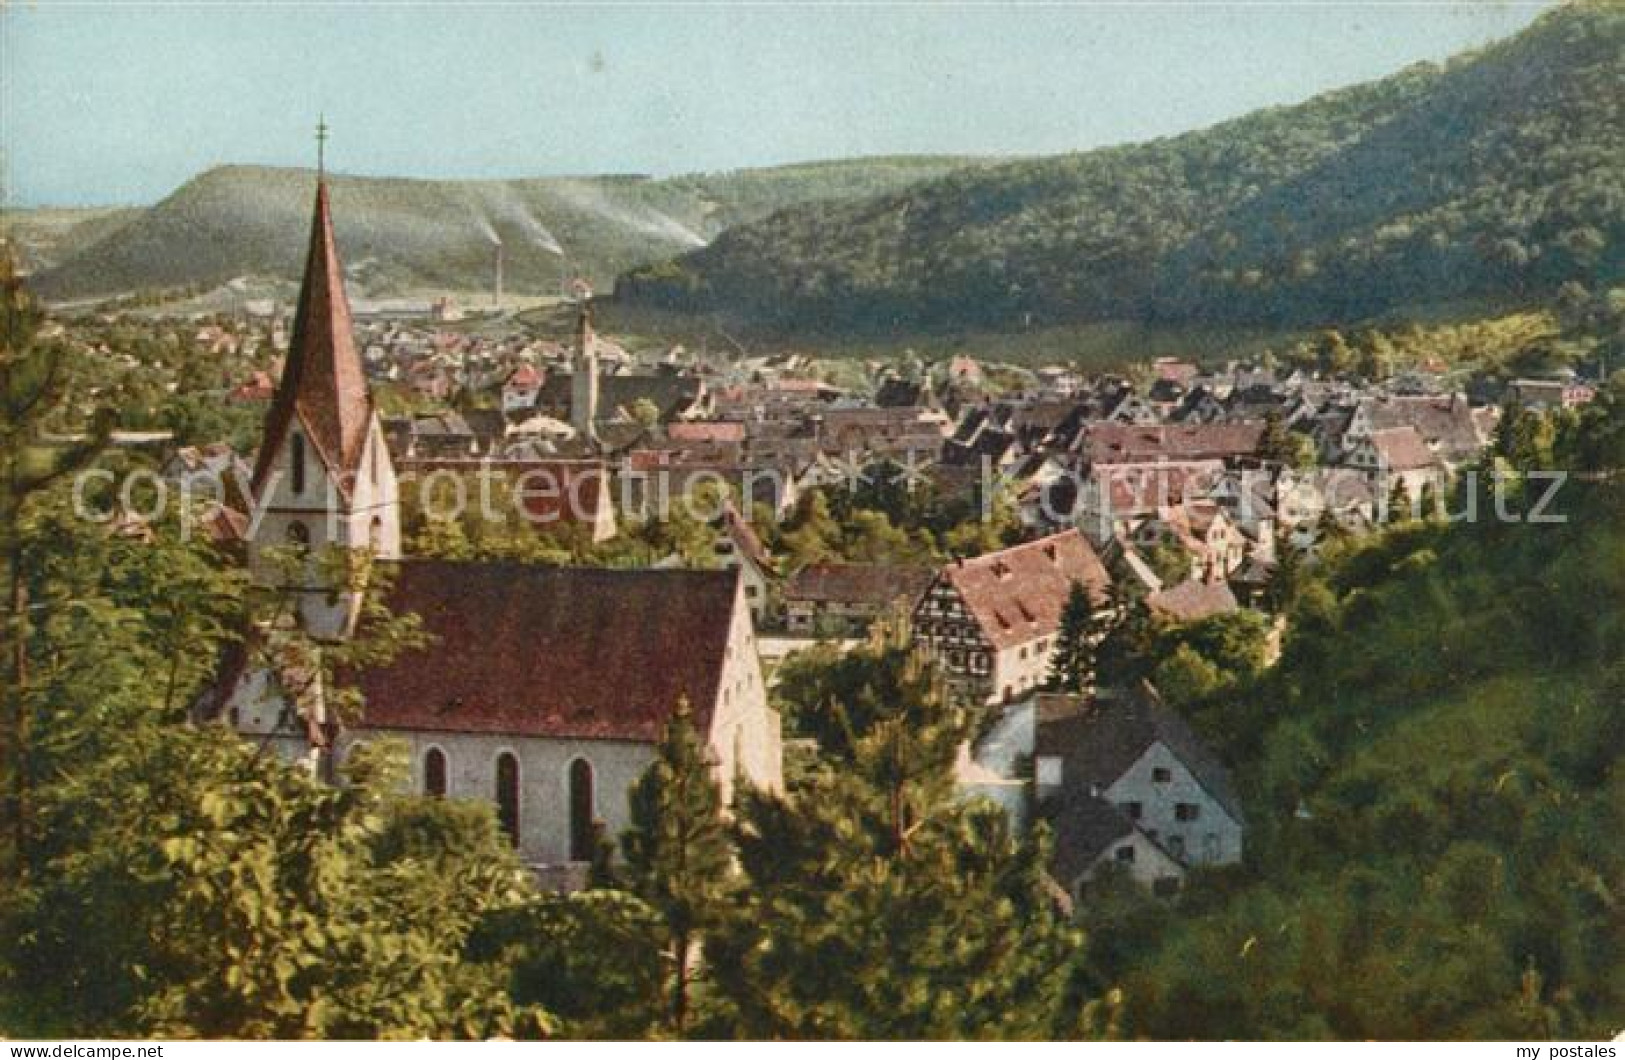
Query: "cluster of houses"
95 176 1592 906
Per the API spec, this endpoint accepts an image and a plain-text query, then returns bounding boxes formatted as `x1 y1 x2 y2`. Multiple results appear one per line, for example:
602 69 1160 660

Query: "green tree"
621 699 736 1036
1151 644 1224 710
1385 478 1414 524
1046 581 1099 693
1 259 112 883
1267 529 1305 612
706 642 1086 1039
470 889 666 1039
627 397 662 431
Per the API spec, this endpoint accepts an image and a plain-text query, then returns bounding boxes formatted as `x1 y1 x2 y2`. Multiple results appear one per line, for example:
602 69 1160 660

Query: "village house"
818 405 952 458
1129 500 1245 581
501 363 545 414
1341 392 1492 470
912 529 1111 705
711 503 777 622
1343 424 1444 500
1035 685 1244 899
1077 421 1266 468
1508 377 1596 410
781 562 936 636
1072 459 1226 543
1145 578 1240 624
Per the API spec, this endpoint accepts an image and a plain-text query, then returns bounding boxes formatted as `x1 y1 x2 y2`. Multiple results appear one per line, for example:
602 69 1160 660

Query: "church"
205 175 783 871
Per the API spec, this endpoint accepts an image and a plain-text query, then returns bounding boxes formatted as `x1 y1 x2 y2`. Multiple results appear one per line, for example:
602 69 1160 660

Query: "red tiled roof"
1370 426 1436 471
396 458 612 531
251 182 374 500
352 561 741 742
1091 460 1224 515
1082 422 1264 465
505 364 544 389
783 562 935 608
721 503 774 572
669 421 747 444
229 371 276 404
1152 358 1201 385
1146 578 1239 623
939 529 1110 650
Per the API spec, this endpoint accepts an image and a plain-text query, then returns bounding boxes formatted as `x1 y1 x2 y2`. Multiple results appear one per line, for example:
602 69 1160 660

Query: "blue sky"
1 2 1552 207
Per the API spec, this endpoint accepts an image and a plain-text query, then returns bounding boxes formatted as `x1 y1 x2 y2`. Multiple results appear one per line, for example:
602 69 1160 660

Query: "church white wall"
249 418 401 639
219 667 323 775
704 579 784 802
331 583 782 865
338 729 657 866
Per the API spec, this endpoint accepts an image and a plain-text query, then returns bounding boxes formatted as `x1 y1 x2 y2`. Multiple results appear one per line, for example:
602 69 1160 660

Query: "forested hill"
618 3 1625 335
1084 383 1625 1039
28 156 997 300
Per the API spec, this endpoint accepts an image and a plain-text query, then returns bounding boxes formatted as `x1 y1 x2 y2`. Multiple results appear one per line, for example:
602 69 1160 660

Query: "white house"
1035 685 1245 900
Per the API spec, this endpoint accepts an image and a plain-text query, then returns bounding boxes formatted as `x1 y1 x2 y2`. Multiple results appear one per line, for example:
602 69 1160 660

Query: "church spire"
250 171 372 500
246 143 401 641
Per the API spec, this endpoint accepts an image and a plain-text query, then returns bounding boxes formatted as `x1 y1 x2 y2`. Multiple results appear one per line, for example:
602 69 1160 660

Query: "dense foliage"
706 630 1093 1039
1077 378 1625 1039
621 4 1625 336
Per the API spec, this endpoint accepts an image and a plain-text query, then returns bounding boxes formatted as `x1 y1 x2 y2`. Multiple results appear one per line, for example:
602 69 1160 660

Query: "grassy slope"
0 207 142 275
31 156 1002 301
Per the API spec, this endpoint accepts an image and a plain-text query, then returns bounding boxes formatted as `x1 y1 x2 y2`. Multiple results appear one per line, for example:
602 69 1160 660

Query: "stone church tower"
569 298 600 442
247 178 400 640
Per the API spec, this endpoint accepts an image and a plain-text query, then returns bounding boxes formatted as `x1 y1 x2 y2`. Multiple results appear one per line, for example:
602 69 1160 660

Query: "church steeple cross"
316 116 329 180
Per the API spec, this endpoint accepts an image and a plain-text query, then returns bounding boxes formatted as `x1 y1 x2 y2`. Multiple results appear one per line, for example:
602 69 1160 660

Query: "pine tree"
621 698 735 1036
1266 527 1304 613
1385 478 1413 524
1046 581 1097 693
1 257 111 882
706 642 1085 1039
1257 411 1295 465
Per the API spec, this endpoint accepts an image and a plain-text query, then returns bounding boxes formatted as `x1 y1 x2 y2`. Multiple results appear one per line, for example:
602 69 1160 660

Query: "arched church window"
568 758 595 862
291 433 306 496
495 752 520 848
424 747 447 798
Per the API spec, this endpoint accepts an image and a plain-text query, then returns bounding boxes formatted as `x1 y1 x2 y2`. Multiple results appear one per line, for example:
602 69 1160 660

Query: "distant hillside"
31 156 997 301
619 3 1625 335
0 207 142 276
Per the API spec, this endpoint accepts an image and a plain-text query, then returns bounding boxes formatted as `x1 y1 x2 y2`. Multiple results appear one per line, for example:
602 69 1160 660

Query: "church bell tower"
247 142 400 640
570 297 600 443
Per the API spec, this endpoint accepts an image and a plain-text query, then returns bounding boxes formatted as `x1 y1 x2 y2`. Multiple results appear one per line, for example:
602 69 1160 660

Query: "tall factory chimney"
493 241 504 308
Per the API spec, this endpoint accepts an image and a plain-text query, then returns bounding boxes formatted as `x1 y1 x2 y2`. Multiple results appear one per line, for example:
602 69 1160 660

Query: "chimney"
493 243 504 308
